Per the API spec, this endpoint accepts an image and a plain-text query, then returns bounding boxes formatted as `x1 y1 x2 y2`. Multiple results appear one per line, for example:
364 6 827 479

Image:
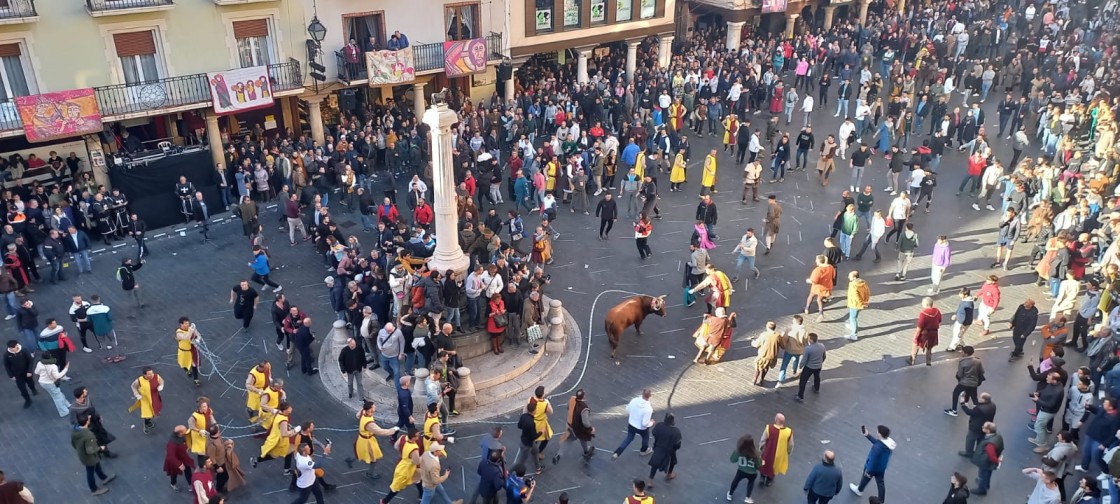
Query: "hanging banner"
443 38 488 77
761 0 788 13
617 0 632 21
366 46 416 86
207 65 273 115
640 0 656 18
15 88 103 143
564 0 580 26
535 8 553 30
591 0 606 22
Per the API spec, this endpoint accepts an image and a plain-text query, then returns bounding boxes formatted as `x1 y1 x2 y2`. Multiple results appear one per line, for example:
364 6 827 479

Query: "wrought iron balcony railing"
86 0 173 15
0 0 38 21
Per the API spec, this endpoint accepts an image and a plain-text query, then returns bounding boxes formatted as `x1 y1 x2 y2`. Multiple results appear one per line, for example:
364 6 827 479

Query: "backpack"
410 284 425 309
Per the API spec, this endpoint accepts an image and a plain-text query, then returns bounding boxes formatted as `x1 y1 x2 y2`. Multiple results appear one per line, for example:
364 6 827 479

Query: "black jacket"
294 326 315 351
961 400 996 433
595 198 618 220
337 345 367 373
695 201 718 225
3 347 33 377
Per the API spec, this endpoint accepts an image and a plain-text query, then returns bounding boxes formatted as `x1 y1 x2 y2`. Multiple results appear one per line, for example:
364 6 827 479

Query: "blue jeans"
219 186 231 208
857 210 871 229
839 232 853 257
613 424 650 456
85 462 108 492
777 352 801 381
3 291 16 316
795 148 809 169
976 466 993 493
380 355 401 385
1081 437 1107 472
443 307 461 329
20 328 36 352
1049 278 1061 298
420 483 453 504
73 249 92 273
770 159 786 179
848 308 861 338
467 296 483 327
359 214 375 230
735 254 758 278
835 99 849 117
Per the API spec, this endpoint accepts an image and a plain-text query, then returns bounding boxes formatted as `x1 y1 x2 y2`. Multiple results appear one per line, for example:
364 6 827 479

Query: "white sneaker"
4 314 13 320
971 203 980 211
276 343 284 351
726 492 733 502
273 285 283 293
83 347 92 353
849 186 855 192
745 498 754 504
849 483 863 496
1075 465 1086 472
106 345 113 350
986 205 995 211
261 286 270 292
883 187 893 192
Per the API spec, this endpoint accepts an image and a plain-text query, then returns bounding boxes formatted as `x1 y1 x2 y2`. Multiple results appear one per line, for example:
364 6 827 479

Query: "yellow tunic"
246 366 268 412
258 388 281 428
260 413 291 458
722 117 739 144
423 414 441 442
355 414 383 463
702 155 718 187
134 375 158 419
670 153 687 183
175 329 194 370
389 439 421 492
529 399 553 441
187 411 209 455
764 425 793 476
669 103 684 131
545 161 558 191
634 151 646 179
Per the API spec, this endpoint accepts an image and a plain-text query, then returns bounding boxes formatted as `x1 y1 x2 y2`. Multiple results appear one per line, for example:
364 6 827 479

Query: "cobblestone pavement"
1 91 1067 504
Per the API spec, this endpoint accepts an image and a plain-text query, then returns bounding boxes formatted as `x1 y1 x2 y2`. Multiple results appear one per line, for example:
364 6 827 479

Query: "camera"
523 476 535 487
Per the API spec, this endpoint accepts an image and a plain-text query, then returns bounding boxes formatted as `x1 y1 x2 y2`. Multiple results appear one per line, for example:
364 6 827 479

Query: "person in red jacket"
976 275 1001 336
164 425 195 491
414 199 434 229
463 171 477 198
957 150 986 196
377 197 399 225
909 296 942 366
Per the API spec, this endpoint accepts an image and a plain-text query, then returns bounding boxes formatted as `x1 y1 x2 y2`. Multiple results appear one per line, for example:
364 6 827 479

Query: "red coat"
163 436 195 477
414 203 434 226
464 175 477 197
377 204 399 224
769 86 784 114
914 307 942 347
487 298 506 334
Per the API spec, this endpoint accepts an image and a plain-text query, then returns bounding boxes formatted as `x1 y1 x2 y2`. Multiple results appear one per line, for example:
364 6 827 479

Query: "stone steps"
469 344 563 409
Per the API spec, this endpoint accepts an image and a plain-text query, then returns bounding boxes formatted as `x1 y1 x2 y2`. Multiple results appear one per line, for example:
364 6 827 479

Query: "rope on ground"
194 330 249 393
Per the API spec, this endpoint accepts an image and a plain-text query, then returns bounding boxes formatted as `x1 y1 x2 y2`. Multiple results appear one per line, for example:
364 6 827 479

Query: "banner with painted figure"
366 46 416 86
443 38 488 77
15 88 103 143
207 66 273 115
761 0 787 13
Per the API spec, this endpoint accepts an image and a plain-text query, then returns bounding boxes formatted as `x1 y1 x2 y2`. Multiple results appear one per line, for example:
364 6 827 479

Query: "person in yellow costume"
344 401 401 479
722 113 740 151
545 159 558 192
128 366 164 434
422 403 455 445
525 386 554 464
669 151 687 191
244 360 270 422
257 378 286 430
668 99 686 132
175 316 201 387
186 396 215 465
634 150 647 179
625 479 655 503
251 401 299 472
702 149 718 195
758 412 794 486
381 427 424 503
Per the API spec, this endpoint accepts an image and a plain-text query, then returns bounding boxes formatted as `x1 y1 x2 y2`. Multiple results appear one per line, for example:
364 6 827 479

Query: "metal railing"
485 31 504 60
334 50 367 84
86 0 173 12
93 74 210 118
411 32 505 74
0 98 22 131
0 0 37 19
267 58 303 91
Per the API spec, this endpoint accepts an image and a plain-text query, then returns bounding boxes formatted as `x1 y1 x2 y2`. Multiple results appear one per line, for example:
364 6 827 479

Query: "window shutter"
0 43 20 58
114 31 156 57
233 19 269 39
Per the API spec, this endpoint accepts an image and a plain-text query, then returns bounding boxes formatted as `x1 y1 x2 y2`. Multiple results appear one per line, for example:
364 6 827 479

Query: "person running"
732 228 761 281
634 213 653 260
947 288 976 352
993 208 1020 270
944 346 985 417
804 255 835 321
848 425 896 502
762 195 782 254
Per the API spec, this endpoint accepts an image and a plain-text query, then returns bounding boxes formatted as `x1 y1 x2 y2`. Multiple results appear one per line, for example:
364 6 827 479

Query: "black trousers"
234 305 254 328
600 219 614 237
169 466 193 486
729 470 757 498
636 237 652 259
1012 329 1032 355
797 367 821 398
13 374 36 402
298 347 315 374
949 384 978 411
1071 314 1091 348
291 480 325 504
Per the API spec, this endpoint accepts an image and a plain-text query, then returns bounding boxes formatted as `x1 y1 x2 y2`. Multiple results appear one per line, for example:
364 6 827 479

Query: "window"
563 0 582 28
233 19 274 67
533 0 553 33
113 31 160 85
616 0 632 21
0 44 28 100
639 0 656 19
446 2 479 41
343 12 384 51
590 0 606 24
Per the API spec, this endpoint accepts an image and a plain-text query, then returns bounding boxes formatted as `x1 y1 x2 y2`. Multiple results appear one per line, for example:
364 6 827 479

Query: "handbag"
885 216 894 228
493 313 509 328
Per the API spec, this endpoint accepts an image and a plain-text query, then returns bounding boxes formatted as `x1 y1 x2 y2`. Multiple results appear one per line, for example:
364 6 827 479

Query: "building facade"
685 0 869 50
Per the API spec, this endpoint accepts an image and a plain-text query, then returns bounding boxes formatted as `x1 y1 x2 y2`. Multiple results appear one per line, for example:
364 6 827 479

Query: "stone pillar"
205 112 224 169
726 21 746 52
576 49 590 84
413 81 427 120
545 298 566 352
455 367 477 409
307 98 325 145
330 319 350 345
858 0 870 24
625 40 639 83
658 35 674 69
84 134 111 190
504 65 516 103
422 103 471 277
785 14 800 39
822 6 837 30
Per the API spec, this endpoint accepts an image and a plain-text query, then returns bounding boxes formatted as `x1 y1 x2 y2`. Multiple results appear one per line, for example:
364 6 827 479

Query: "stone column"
422 103 471 277
726 21 746 52
577 49 590 84
504 65 516 104
307 98 325 145
658 35 674 69
545 298 566 352
822 6 837 30
330 319 350 345
858 0 870 24
455 367 477 409
785 14 800 39
625 40 639 83
84 134 111 190
205 112 223 169
413 81 427 120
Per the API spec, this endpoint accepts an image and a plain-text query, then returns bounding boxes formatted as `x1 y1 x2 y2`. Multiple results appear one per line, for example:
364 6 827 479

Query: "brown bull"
604 295 667 358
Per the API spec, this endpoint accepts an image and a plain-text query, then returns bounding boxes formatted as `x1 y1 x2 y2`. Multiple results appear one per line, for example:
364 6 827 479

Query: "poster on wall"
640 0 656 18
444 38 488 77
207 66 274 115
366 46 416 86
761 0 788 13
14 88 103 143
563 0 579 26
535 8 552 30
591 0 606 22
617 0 632 20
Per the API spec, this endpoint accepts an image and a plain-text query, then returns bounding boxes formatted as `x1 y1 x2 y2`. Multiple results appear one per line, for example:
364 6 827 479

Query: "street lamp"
307 16 326 46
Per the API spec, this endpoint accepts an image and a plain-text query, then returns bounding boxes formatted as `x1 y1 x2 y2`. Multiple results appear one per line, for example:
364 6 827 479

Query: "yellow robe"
260 413 291 458
246 366 269 413
175 329 195 370
355 414 384 463
132 375 159 419
546 161 558 191
423 414 441 442
670 153 687 183
763 425 793 476
389 439 421 492
669 103 685 131
722 117 739 144
702 155 718 188
529 399 553 441
634 151 646 179
187 411 210 455
258 388 281 428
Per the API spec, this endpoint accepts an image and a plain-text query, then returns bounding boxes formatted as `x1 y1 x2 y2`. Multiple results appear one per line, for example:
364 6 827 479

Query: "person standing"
727 434 762 503
34 355 69 417
595 193 618 240
846 271 870 341
1029 372 1065 451
69 294 93 353
634 214 653 260
776 315 807 384
293 317 319 376
947 288 976 352
339 337 367 400
751 321 783 386
930 235 952 295
175 317 201 387
759 413 794 487
72 412 115 496
69 387 117 458
803 255 835 321
944 346 985 416
959 392 997 456
4 340 36 409
702 149 718 195
1069 280 1102 351
612 389 655 460
1021 468 1061 504
796 333 826 401
849 425 896 502
763 195 782 254
1009 299 1040 360
909 297 942 366
970 422 1003 496
229 280 259 331
164 425 195 491
803 450 843 503
646 413 682 488
129 366 164 434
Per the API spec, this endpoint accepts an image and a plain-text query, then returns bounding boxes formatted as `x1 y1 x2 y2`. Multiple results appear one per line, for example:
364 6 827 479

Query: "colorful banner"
761 0 787 13
366 46 416 86
207 65 274 115
443 38 488 77
15 88 103 143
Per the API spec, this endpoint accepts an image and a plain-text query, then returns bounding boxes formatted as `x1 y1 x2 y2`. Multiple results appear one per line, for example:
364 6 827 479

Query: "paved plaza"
2 93 1066 503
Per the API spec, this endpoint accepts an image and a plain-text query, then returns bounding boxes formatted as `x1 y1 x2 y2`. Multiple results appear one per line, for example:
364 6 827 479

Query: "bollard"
330 319 350 346
546 299 566 352
455 367 477 409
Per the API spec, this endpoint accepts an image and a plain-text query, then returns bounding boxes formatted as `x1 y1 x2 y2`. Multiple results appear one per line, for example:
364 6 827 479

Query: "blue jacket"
803 460 843 497
514 177 529 199
87 304 113 336
477 459 505 498
621 143 640 167
251 253 271 276
863 434 896 473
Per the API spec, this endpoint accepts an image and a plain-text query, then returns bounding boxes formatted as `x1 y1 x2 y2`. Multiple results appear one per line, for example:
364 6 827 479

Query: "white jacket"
34 361 66 385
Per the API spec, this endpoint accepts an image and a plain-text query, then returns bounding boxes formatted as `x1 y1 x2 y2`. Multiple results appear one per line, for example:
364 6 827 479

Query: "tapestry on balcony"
761 0 788 13
14 88 103 143
366 46 415 86
207 65 274 115
443 38 487 77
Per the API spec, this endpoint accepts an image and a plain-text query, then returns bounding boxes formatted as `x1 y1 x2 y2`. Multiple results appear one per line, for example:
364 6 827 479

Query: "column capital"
423 103 457 131
788 13 800 19
626 39 641 48
726 20 747 28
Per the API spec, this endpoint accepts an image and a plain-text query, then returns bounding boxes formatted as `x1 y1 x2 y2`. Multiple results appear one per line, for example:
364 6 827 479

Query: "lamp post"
307 16 326 46
305 11 327 92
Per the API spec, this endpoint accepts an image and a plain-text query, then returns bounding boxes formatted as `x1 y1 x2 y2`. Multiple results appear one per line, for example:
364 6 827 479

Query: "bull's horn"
657 295 667 299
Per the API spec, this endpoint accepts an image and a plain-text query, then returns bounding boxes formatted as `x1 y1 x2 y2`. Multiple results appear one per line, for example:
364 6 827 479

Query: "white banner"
207 65 274 115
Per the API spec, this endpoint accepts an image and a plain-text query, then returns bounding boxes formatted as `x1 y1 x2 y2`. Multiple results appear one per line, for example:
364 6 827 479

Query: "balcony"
0 0 38 24
335 32 505 85
86 0 173 17
212 0 276 4
92 58 303 120
0 98 22 134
